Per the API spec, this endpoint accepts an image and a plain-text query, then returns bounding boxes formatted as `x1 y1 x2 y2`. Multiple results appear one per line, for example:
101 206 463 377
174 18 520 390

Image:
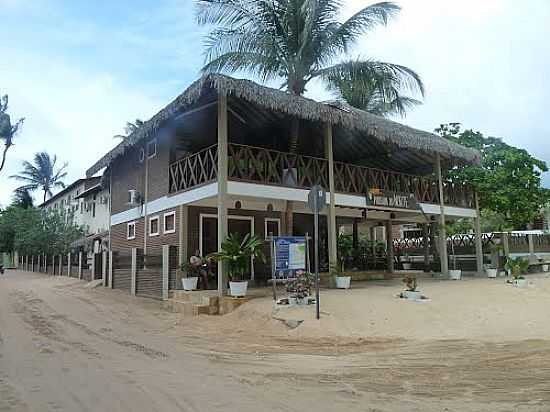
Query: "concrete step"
162 299 219 316
168 290 219 306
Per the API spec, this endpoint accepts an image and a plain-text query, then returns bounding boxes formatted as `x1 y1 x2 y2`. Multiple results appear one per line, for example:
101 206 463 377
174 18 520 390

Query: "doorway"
199 214 255 280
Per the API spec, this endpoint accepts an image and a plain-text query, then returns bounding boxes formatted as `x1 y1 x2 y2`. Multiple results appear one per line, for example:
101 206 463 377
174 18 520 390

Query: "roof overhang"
86 75 481 177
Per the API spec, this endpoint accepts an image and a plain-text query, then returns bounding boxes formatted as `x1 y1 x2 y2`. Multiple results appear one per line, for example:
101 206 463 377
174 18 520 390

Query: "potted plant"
334 234 353 289
400 274 422 300
180 255 202 291
505 256 529 287
286 270 313 305
486 266 498 278
448 236 462 280
209 233 265 297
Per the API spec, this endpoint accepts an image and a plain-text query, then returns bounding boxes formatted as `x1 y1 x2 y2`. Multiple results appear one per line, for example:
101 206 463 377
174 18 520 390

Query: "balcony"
168 144 475 209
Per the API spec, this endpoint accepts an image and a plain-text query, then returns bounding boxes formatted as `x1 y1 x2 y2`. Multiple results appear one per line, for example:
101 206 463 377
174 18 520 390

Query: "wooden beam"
435 153 449 275
324 123 338 271
217 92 229 297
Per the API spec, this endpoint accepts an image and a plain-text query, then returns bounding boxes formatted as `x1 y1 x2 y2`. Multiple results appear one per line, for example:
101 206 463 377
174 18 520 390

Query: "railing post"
78 252 83 280
162 245 169 300
102 250 107 287
108 251 113 289
131 248 137 296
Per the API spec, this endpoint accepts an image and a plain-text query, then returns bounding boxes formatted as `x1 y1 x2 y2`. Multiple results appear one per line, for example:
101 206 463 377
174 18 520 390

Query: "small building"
87 75 482 294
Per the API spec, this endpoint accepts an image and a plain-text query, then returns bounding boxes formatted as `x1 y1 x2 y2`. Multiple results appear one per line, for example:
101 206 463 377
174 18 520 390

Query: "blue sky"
1 0 549 206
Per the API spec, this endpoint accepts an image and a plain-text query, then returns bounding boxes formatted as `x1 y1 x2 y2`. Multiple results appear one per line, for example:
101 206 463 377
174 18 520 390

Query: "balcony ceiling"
87 75 480 177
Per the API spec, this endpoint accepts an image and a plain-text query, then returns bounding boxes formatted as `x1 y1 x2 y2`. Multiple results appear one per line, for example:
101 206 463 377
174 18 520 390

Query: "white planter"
402 263 412 270
486 268 498 278
543 264 549 273
229 280 248 297
513 278 528 288
182 276 198 291
449 269 462 280
288 296 297 305
402 290 422 300
335 276 351 289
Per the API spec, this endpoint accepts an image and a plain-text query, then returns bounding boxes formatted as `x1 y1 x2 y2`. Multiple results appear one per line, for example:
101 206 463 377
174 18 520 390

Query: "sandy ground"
1 271 550 411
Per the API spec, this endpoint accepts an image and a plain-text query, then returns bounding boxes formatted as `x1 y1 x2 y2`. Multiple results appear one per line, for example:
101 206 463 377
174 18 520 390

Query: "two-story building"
40 176 110 253
87 75 482 295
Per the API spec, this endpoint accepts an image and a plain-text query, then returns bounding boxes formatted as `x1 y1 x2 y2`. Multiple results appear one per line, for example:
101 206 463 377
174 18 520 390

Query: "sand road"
1 270 549 411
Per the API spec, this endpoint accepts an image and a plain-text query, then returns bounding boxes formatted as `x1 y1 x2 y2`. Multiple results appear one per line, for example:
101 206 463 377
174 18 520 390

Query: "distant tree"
0 206 84 256
437 123 550 229
10 152 68 203
0 94 25 173
12 187 34 209
114 119 144 140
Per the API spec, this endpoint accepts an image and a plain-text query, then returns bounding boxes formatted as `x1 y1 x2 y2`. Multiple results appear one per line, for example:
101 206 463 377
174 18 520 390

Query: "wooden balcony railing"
228 144 329 189
168 143 475 208
169 144 218 193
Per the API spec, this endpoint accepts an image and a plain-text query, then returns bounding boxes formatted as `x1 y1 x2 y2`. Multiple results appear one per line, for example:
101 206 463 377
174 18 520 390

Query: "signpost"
308 184 326 320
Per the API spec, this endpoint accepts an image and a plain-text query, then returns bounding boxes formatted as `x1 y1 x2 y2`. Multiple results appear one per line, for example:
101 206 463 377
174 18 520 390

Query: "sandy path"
1 271 549 411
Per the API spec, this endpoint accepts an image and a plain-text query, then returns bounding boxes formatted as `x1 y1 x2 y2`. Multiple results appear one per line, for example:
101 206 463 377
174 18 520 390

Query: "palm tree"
197 0 424 130
12 187 34 209
10 152 68 203
0 94 25 173
326 64 422 117
197 0 424 232
114 119 145 140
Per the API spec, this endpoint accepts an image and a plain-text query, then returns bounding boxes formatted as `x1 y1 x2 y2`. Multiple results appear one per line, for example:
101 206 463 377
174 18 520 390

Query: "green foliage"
12 187 34 209
437 123 550 229
197 0 423 116
504 256 529 279
10 152 68 203
0 94 25 173
114 119 144 140
0 206 85 255
337 233 354 272
208 233 265 281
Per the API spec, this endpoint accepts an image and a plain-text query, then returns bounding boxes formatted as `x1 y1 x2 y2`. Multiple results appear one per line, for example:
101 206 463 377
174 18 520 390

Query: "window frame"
264 218 281 239
163 211 176 234
127 221 136 240
149 215 160 237
147 139 157 159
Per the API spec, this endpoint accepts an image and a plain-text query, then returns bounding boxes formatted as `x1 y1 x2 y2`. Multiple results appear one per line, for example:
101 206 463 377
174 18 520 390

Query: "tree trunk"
0 143 9 172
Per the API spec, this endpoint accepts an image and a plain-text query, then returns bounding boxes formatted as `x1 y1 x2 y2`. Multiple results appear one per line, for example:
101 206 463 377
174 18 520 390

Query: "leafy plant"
402 274 417 292
286 270 313 299
504 256 529 280
208 233 265 281
0 94 25 173
337 233 354 273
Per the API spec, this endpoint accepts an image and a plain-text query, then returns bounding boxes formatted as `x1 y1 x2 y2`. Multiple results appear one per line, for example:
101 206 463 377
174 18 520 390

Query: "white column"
324 123 337 271
58 254 63 276
528 234 536 262
67 253 72 277
78 252 83 280
102 251 107 286
473 192 484 275
386 220 394 274
162 245 169 300
108 251 114 289
217 92 228 297
90 253 96 281
435 154 449 275
131 248 137 296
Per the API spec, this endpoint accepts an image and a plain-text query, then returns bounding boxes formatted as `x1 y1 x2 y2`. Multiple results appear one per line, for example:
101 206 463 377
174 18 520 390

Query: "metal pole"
314 198 320 320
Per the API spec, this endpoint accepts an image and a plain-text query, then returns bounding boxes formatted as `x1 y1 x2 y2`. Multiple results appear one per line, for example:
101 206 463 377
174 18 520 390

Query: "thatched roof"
86 74 480 177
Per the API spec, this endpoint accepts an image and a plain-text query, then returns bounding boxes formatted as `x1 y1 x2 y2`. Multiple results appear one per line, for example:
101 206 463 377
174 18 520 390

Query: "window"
127 221 136 240
92 202 96 218
147 139 157 159
149 215 160 237
265 218 280 238
164 211 176 234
